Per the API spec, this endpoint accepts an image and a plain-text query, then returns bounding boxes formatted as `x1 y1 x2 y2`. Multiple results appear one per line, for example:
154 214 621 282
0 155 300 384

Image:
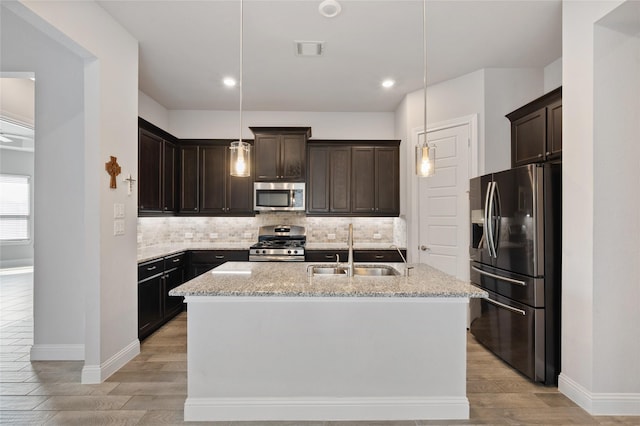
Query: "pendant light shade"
230 0 251 177
416 0 435 178
416 144 435 177
230 140 251 177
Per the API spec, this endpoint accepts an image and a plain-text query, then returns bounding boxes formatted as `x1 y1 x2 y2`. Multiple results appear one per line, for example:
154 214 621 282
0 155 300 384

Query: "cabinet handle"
172 258 180 263
164 207 168 211
546 151 550 155
215 255 225 259
146 266 157 271
374 255 384 259
537 154 543 157
324 254 335 259
194 207 198 211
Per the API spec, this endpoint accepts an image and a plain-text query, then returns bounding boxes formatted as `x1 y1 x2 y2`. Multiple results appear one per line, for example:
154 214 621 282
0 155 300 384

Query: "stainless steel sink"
353 266 400 276
307 265 400 276
307 266 348 275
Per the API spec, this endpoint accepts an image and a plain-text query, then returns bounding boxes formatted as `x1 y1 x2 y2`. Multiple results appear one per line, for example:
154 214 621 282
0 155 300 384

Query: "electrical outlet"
373 233 382 240
327 233 336 240
243 232 252 239
209 233 218 239
185 232 194 239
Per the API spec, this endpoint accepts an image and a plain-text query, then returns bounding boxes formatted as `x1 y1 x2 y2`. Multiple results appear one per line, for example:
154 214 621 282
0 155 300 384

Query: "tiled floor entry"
0 269 638 425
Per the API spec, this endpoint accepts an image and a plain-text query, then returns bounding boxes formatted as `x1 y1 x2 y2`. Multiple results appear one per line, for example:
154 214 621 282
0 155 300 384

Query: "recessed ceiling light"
382 79 395 88
319 0 341 18
223 77 237 87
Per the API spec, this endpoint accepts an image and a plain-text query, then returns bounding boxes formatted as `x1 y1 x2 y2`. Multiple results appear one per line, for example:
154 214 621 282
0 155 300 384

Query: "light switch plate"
113 219 125 236
243 232 252 239
113 203 125 219
373 233 382 239
327 233 336 240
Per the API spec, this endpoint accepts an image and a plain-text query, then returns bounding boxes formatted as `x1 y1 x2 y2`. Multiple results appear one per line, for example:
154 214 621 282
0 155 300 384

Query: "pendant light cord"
239 0 243 143
422 0 427 144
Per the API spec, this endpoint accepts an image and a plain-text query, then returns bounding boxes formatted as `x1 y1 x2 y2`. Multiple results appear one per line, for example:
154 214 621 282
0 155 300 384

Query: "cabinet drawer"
138 258 164 281
190 250 249 263
305 250 349 262
164 252 186 270
354 250 406 263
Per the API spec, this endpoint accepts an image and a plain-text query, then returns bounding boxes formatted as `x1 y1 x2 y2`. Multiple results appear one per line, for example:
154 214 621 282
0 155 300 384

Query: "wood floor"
1 270 638 425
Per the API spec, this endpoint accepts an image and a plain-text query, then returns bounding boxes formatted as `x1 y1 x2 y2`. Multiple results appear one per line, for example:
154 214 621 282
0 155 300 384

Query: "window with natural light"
0 174 31 242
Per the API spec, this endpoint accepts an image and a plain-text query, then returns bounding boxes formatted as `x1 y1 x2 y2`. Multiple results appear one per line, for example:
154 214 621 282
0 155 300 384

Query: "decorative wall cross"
105 156 121 189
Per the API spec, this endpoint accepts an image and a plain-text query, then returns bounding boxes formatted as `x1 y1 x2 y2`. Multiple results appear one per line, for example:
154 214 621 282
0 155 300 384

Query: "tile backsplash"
137 213 406 248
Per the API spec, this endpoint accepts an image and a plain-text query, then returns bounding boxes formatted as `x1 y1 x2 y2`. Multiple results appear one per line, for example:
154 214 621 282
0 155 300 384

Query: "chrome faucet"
390 244 412 277
347 223 354 277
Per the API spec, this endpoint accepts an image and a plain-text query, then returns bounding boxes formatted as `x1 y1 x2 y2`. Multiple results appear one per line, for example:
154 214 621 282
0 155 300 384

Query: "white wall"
3 1 140 383
139 90 169 131
0 148 34 268
544 57 563 93
483 68 544 174
169 110 395 140
560 0 640 415
1 4 87 359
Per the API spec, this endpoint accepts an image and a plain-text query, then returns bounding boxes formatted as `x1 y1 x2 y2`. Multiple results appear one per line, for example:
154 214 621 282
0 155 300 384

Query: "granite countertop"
138 243 251 263
169 261 487 299
138 243 407 263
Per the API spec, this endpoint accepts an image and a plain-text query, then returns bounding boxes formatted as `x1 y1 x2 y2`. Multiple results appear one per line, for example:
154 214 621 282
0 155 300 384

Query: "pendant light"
415 0 435 177
230 0 251 177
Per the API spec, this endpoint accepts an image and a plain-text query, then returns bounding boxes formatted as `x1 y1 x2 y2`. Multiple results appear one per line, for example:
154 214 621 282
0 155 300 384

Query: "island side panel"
184 296 469 421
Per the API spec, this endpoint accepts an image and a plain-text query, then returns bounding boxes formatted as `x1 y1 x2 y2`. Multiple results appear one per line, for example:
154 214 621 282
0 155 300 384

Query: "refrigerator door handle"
487 182 497 257
471 266 527 287
492 182 501 256
484 296 527 316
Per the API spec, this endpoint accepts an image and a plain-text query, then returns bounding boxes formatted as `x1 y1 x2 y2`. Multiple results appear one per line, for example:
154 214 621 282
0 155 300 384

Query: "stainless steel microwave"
254 182 305 211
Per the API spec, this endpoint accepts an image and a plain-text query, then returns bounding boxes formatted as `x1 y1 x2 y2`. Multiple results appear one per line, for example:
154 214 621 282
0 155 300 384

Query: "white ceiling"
97 0 562 113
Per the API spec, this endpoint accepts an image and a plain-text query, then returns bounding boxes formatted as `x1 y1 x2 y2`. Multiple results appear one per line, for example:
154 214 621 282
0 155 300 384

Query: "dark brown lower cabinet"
138 253 186 341
305 249 407 263
187 250 249 280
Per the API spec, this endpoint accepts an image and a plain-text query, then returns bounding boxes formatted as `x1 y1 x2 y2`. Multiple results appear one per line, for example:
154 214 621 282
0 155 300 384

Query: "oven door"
470 288 546 383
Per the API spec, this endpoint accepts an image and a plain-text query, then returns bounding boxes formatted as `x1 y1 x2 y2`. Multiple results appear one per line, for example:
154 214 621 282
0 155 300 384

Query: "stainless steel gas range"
249 225 306 262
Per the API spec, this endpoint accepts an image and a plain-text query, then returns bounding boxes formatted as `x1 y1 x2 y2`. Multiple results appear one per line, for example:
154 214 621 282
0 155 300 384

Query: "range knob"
287 250 292 254
262 250 266 254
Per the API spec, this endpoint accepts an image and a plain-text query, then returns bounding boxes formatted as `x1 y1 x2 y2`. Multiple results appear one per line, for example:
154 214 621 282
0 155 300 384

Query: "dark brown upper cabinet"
178 140 254 216
250 127 311 182
306 140 399 217
138 118 178 215
507 87 562 167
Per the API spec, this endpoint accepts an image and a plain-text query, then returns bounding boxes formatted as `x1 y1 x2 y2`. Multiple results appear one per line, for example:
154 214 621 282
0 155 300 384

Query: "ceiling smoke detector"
319 0 341 18
295 41 324 57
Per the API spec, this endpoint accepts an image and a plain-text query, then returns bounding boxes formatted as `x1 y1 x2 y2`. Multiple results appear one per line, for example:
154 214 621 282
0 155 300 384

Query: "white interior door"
418 123 470 281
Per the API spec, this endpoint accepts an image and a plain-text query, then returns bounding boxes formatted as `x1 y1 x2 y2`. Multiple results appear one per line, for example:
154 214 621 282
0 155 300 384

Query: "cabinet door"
351 147 376 213
164 267 184 319
138 275 163 339
138 129 163 212
163 141 177 213
307 146 330 213
200 146 226 214
254 134 280 181
375 147 399 214
330 146 351 213
511 108 546 167
180 146 199 213
281 134 306 181
546 100 562 160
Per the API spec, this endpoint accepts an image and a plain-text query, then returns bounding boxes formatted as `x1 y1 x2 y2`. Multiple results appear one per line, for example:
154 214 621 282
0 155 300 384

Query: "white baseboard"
30 344 84 360
184 396 469 422
559 373 640 416
81 339 140 384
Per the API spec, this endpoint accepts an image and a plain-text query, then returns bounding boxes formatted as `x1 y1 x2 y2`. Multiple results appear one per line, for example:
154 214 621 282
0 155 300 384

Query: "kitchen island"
170 261 486 422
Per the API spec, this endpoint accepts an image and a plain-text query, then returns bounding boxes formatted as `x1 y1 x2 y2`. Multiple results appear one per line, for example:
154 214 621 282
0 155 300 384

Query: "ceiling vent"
295 41 324 57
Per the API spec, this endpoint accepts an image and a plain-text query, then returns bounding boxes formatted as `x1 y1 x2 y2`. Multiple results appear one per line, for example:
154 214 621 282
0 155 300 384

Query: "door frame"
406 114 479 265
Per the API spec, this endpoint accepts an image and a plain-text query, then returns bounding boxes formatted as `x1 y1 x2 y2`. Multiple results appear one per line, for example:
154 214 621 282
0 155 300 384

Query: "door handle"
420 245 430 251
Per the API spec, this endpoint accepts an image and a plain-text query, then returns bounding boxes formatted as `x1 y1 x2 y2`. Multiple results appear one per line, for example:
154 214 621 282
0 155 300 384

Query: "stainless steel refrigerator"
469 163 561 385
